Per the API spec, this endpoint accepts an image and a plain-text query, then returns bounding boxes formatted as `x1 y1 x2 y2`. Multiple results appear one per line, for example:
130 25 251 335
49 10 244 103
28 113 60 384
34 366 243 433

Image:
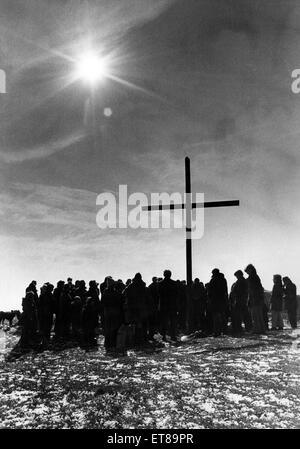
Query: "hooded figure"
191 278 207 332
283 277 297 329
230 270 252 334
26 281 38 305
207 269 228 337
245 264 266 334
271 275 284 330
19 291 39 349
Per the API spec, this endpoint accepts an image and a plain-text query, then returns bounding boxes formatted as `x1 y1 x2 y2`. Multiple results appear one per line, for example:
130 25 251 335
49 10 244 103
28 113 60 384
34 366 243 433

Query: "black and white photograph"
0 0 300 434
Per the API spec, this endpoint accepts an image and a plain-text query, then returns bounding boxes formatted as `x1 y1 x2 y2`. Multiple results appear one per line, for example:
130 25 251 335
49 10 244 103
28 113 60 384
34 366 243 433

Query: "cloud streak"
0 130 85 163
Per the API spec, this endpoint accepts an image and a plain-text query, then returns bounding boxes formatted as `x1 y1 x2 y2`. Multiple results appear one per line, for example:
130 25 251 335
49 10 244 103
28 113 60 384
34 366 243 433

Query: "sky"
1 0 300 309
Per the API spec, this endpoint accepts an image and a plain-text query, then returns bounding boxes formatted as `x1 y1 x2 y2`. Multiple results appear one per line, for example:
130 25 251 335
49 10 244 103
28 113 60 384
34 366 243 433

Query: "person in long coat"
147 277 159 340
53 281 65 340
25 281 38 305
70 296 82 342
283 276 298 329
123 273 148 345
87 280 101 330
158 270 178 341
57 284 72 341
245 264 266 334
270 275 284 330
230 270 252 334
207 269 228 337
81 296 98 347
19 291 39 349
37 283 54 344
176 280 187 333
191 278 207 332
99 276 113 329
101 278 124 351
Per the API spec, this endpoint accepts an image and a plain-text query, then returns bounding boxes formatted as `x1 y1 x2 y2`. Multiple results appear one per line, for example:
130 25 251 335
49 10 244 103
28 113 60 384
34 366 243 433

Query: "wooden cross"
142 156 239 331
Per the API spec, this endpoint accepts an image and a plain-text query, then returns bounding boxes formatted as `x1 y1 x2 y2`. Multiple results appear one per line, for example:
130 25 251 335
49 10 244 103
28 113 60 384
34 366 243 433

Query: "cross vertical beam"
185 156 192 287
185 156 193 333
141 156 239 334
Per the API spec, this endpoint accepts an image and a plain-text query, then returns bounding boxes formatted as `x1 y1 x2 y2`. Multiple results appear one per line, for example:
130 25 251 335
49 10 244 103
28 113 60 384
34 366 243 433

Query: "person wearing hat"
230 270 252 334
26 280 38 305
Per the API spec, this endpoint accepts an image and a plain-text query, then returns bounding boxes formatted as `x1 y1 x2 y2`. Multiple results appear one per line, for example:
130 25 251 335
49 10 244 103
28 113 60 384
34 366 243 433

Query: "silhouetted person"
88 280 100 300
158 270 178 341
57 284 72 341
270 275 284 330
19 291 39 349
0 311 17 327
123 273 148 346
37 283 54 345
101 278 124 352
100 276 113 329
88 280 101 329
66 277 74 298
230 270 252 334
75 280 87 305
53 281 65 340
81 297 98 347
191 278 206 332
147 277 159 340
100 277 112 295
70 296 82 342
220 272 230 333
14 310 21 325
208 269 228 337
115 279 126 294
245 264 265 334
283 276 297 329
26 281 38 305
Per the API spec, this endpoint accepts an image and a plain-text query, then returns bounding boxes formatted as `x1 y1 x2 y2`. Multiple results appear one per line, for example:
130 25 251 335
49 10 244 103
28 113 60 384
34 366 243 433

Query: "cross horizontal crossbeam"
142 199 239 211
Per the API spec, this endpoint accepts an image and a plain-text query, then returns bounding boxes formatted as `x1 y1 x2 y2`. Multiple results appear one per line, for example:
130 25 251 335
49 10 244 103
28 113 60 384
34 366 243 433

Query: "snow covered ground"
0 326 299 429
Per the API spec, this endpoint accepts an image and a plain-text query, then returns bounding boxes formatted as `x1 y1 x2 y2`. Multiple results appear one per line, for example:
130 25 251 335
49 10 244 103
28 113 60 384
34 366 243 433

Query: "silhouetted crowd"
17 264 298 354
0 310 21 326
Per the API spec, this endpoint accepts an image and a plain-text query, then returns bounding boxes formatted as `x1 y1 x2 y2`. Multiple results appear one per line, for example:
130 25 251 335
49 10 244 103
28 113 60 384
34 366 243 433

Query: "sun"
75 51 109 84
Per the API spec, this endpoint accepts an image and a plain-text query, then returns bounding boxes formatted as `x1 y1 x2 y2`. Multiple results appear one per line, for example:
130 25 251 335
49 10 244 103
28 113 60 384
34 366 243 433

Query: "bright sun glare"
75 51 109 84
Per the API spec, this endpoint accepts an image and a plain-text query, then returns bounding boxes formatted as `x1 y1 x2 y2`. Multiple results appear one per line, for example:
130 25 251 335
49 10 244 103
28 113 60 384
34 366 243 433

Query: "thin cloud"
0 130 85 163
